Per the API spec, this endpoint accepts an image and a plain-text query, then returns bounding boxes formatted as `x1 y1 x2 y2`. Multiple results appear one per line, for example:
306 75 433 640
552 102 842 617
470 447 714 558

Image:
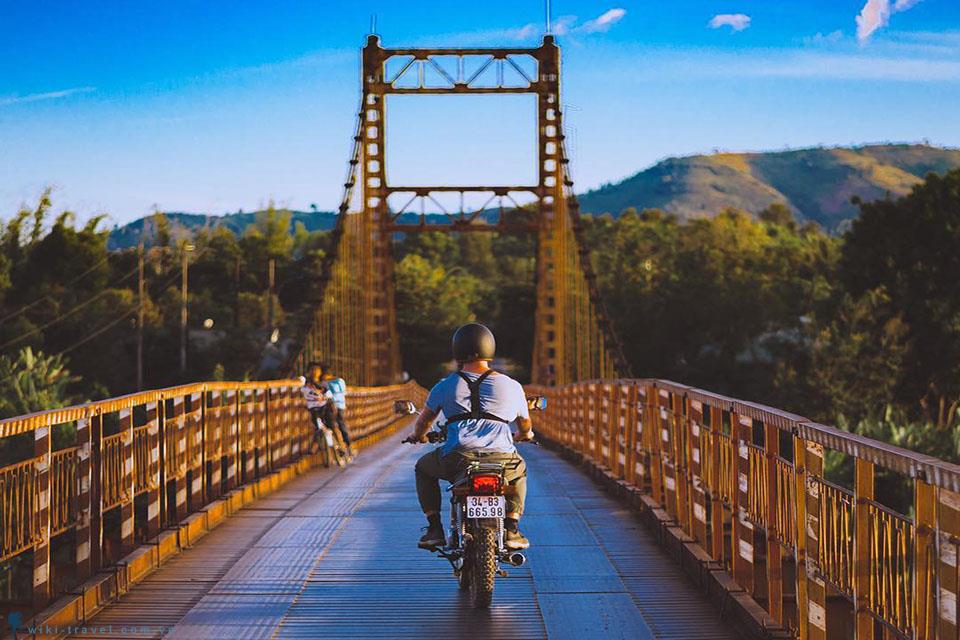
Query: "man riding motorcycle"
404 323 534 551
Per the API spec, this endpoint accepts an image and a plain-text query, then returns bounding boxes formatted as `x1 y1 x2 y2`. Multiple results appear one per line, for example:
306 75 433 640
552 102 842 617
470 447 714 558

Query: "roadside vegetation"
1 170 958 472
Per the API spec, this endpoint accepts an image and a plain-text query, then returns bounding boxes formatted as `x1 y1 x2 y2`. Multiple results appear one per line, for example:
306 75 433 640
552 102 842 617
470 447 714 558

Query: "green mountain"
107 210 338 250
577 144 960 231
107 144 960 248
108 209 504 250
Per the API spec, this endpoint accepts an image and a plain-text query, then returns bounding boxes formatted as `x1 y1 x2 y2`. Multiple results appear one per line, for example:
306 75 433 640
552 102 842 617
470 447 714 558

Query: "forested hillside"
578 143 960 231
4 171 960 508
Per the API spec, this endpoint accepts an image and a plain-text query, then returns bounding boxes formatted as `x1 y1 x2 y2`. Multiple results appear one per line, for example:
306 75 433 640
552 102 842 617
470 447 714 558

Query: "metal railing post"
709 405 725 563
796 436 827 640
689 399 709 551
647 384 663 506
624 382 638 486
119 407 135 553
854 458 875 639
145 400 161 539
226 388 238 491
75 413 93 581
936 488 960 638
764 422 783 625
171 395 188 521
675 393 691 535
32 422 52 608
90 413 104 572
731 411 755 594
914 475 936 640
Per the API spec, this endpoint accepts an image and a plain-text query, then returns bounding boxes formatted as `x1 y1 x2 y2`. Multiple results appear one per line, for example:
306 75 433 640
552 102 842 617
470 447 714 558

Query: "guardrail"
0 379 425 611
529 379 960 640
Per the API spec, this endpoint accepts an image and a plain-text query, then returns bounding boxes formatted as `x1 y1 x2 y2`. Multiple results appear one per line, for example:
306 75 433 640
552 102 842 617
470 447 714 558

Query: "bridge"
2 36 958 640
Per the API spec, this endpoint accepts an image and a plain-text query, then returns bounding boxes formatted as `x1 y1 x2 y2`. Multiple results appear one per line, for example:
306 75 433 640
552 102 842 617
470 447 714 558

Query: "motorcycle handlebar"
402 431 444 444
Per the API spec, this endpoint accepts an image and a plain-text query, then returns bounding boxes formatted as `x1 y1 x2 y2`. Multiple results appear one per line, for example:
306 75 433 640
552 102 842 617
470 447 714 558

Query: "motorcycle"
394 395 547 608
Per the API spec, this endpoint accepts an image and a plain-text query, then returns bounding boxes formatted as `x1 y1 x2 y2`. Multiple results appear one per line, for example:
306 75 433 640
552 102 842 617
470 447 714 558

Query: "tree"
394 254 491 384
841 169 960 416
807 288 908 422
758 203 797 230
0 347 80 419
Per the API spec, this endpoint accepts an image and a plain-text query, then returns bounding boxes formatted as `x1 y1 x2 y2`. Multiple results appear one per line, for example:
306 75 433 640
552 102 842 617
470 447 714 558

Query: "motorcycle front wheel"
470 525 497 608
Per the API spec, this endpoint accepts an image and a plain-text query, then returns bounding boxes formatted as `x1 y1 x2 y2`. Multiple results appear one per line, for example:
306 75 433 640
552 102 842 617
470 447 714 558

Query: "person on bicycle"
301 362 337 454
323 368 353 458
404 323 534 551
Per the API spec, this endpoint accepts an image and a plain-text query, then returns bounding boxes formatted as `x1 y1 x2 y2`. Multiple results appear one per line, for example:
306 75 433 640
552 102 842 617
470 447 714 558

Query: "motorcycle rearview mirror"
526 396 547 412
394 400 418 415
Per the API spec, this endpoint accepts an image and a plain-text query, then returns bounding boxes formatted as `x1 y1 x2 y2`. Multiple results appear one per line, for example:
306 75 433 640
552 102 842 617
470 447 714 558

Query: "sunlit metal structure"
293 35 628 387
0 380 424 609
528 379 958 639
5 34 960 640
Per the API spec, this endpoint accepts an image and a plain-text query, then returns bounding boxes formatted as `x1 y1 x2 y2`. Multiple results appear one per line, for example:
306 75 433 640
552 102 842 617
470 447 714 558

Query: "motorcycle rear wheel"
470 526 497 608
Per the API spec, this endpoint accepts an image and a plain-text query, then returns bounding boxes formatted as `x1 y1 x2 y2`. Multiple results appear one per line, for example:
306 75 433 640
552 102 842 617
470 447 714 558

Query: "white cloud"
551 15 579 36
893 0 924 10
579 8 627 34
0 86 95 107
856 0 892 43
857 0 926 44
456 8 624 42
505 23 539 40
709 14 751 32
805 30 845 45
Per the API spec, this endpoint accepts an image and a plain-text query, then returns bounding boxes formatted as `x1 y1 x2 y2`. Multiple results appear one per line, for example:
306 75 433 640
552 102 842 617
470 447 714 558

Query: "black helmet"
452 323 496 363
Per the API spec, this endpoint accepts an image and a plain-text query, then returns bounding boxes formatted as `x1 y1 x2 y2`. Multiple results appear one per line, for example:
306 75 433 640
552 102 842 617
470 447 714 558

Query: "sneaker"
418 523 446 549
505 529 530 550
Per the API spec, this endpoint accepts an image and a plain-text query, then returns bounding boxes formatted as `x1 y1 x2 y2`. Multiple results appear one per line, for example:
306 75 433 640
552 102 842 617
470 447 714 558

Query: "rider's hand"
514 429 535 443
403 433 427 444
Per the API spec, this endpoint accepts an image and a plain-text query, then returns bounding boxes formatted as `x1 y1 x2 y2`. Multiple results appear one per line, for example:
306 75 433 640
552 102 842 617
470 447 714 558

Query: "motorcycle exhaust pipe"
507 552 526 567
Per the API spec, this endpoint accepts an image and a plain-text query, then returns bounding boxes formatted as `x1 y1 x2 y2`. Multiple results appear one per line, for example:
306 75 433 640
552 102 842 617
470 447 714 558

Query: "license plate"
466 495 506 518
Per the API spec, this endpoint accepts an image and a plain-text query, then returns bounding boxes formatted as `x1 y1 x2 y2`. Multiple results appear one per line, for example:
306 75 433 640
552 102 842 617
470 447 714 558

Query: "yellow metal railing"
0 457 41 563
530 378 958 640
0 379 425 609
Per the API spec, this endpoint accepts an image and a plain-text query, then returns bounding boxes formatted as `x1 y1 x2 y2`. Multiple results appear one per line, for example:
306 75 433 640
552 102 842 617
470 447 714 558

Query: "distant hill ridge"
107 210 338 250
577 143 960 231
108 143 960 249
107 209 505 250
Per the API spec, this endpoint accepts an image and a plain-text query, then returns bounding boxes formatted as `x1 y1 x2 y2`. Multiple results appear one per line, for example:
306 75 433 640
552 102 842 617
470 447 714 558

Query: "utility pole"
137 241 145 390
267 258 275 337
234 254 241 328
180 244 193 374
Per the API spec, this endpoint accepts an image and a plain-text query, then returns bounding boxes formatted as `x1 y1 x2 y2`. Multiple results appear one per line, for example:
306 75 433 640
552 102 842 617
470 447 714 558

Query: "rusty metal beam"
383 185 540 194
386 222 538 233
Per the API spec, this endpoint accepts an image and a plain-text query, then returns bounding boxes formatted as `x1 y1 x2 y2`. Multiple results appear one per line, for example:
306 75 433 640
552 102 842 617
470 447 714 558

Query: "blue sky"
1 1 958 225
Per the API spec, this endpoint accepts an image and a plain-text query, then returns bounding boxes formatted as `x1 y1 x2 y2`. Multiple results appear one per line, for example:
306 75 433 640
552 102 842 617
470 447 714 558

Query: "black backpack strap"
446 370 509 423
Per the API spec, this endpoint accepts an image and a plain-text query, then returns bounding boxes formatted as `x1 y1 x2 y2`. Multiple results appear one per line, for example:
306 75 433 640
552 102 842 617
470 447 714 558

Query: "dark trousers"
415 448 527 517
333 407 351 446
311 405 351 447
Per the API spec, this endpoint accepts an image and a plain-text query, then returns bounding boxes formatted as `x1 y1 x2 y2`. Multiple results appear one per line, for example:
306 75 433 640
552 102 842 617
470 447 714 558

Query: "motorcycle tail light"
470 475 501 494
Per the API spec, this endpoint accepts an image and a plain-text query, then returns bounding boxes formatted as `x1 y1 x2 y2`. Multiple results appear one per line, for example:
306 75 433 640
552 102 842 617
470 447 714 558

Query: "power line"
0 265 139 351
0 242 216 392
53 264 188 359
0 310 135 389
59 309 137 357
0 255 112 324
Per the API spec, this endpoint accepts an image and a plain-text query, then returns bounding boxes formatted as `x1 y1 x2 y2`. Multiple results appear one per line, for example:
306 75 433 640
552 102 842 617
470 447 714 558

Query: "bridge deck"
66 436 740 640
